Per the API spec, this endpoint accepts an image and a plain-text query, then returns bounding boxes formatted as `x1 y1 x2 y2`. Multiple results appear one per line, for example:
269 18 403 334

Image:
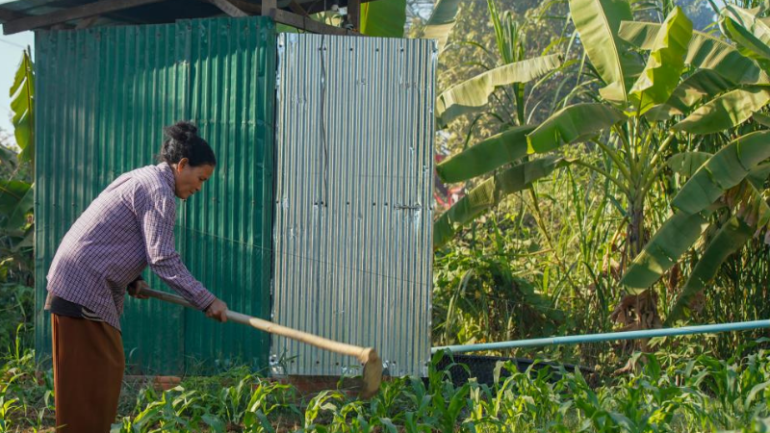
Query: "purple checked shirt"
46 162 216 331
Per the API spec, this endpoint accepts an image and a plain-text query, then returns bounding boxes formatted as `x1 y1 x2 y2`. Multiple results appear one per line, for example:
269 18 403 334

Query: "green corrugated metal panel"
34 16 276 375
180 17 275 373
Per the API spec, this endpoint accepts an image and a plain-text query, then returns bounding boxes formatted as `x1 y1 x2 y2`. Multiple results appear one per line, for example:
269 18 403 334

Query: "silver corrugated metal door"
273 33 436 377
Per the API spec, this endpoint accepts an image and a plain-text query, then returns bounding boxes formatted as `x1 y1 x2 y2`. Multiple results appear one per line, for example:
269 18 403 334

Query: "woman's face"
172 158 214 200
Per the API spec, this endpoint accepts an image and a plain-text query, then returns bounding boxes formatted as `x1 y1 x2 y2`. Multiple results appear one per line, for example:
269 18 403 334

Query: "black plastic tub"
433 353 592 387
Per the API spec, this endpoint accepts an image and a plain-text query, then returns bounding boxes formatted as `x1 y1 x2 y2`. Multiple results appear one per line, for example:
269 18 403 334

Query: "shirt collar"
157 162 176 192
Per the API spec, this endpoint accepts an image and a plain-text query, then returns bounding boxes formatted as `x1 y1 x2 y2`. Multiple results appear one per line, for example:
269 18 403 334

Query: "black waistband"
47 294 103 322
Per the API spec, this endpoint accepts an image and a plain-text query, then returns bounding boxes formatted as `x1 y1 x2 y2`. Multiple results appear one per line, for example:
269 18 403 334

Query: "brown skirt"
51 314 125 432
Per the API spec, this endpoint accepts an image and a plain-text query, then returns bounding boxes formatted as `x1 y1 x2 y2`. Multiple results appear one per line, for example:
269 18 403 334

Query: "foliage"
4 345 770 431
9 48 33 166
431 0 770 351
0 53 35 362
360 0 407 37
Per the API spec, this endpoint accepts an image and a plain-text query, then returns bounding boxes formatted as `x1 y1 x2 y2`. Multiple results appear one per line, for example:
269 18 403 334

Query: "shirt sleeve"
133 185 216 311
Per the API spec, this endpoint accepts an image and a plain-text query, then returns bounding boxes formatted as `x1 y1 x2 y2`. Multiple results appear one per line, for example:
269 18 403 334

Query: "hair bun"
159 120 216 167
164 120 199 142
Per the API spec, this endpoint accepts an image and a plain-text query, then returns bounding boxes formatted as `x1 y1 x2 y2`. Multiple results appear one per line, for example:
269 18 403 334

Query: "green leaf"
672 87 770 134
569 0 642 104
753 111 770 127
665 216 753 324
9 50 33 164
673 131 770 214
0 145 18 172
360 0 406 37
0 181 31 215
436 124 535 183
6 184 34 230
433 157 568 248
422 0 462 52
645 70 738 121
619 22 770 85
0 181 33 230
621 210 712 291
526 103 626 154
436 55 562 126
629 7 693 115
12 227 33 252
667 151 713 177
721 5 770 71
746 380 770 408
202 414 226 433
747 162 770 189
618 21 659 48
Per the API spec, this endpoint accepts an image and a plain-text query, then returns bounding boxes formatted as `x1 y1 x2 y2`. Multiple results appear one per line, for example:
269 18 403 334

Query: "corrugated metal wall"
34 17 276 374
273 34 436 377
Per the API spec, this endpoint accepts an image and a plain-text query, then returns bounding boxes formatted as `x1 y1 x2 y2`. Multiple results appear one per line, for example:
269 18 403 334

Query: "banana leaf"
620 210 713 291
747 162 770 190
618 21 660 48
645 70 737 121
629 7 692 115
436 125 535 183
422 0 462 52
753 111 770 127
667 151 713 177
672 87 770 134
526 103 626 154
436 55 562 127
665 216 753 325
672 131 770 214
619 22 770 85
433 156 568 248
360 0 406 37
569 0 643 104
721 5 770 72
9 49 33 164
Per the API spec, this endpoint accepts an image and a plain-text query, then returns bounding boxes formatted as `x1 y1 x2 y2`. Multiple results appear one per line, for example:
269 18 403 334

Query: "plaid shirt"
46 162 216 331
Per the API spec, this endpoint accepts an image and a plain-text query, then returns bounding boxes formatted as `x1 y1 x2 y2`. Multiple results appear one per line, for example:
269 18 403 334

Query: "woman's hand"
205 298 228 322
128 280 150 299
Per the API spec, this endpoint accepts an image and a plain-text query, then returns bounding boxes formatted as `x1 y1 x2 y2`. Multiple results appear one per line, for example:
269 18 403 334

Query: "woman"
45 121 228 432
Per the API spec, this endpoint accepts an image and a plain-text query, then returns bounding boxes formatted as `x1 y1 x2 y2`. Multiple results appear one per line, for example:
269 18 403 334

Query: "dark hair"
159 121 216 167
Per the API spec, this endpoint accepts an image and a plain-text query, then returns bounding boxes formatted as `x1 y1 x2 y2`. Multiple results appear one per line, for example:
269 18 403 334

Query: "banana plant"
619 3 770 324
0 49 35 287
435 0 564 128
434 2 692 258
419 0 463 52
432 0 568 247
435 1 770 329
9 48 33 166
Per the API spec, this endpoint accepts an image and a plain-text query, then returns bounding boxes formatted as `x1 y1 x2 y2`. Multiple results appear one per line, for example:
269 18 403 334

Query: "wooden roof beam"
2 0 168 35
269 8 357 35
0 7 24 22
206 0 251 17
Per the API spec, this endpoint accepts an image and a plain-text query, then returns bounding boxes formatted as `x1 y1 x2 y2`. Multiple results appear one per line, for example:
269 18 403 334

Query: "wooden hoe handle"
142 287 373 363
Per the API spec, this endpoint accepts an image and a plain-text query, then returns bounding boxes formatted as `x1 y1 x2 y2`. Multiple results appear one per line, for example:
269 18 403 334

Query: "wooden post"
262 0 277 17
348 0 360 31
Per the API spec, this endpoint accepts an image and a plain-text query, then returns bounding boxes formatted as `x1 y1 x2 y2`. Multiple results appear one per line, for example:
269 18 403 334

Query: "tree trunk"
626 198 645 262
